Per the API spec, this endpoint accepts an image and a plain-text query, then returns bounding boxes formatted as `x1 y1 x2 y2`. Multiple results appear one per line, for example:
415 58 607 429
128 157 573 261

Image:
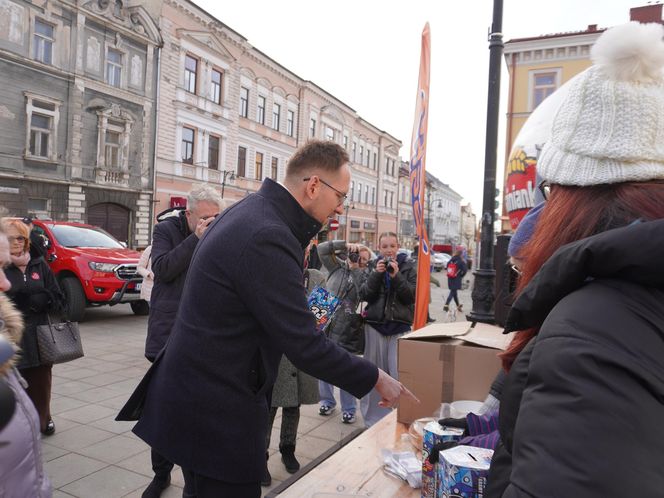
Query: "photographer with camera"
359 232 416 427
316 240 371 425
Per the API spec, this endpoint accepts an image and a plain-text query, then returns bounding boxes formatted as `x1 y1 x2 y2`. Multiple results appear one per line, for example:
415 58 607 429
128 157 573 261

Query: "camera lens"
349 252 359 263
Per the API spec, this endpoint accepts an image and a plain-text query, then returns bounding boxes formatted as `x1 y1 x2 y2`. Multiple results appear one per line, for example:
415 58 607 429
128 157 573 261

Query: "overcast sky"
195 0 642 212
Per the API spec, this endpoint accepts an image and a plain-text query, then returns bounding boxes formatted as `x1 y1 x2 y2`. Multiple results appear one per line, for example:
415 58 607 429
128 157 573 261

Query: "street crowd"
0 20 663 498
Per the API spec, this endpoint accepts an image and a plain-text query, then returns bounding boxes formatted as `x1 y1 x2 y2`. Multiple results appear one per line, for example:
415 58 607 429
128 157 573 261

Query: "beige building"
154 0 401 248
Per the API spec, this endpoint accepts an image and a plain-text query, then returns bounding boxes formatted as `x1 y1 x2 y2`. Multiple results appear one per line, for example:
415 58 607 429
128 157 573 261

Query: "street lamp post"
220 170 235 198
469 0 504 324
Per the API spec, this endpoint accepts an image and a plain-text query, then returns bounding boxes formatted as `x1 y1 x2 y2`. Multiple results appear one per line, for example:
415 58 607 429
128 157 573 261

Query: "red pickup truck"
32 220 148 321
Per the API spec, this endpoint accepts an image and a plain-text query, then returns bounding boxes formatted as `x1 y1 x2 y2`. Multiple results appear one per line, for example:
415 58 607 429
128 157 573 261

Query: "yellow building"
501 3 662 230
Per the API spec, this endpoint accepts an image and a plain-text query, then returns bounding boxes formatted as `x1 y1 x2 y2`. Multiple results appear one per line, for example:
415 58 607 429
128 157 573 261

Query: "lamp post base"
468 268 496 324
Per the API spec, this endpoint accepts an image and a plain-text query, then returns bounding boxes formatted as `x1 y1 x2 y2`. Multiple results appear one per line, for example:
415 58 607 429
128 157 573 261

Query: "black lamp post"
220 170 235 198
469 0 504 324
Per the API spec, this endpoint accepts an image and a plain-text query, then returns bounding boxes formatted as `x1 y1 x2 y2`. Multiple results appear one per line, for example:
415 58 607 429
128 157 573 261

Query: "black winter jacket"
360 253 416 327
5 256 64 369
145 209 198 359
487 219 664 498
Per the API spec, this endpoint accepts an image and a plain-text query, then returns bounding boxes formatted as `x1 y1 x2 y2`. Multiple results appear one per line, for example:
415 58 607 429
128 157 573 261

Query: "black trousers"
182 469 261 498
151 448 174 480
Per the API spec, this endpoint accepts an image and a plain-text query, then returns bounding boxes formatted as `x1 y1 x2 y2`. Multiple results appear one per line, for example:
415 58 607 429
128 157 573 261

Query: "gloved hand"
438 417 468 433
427 440 459 464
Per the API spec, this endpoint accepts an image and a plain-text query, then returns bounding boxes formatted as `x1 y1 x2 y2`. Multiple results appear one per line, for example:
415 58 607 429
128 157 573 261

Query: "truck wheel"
131 300 150 316
61 277 86 322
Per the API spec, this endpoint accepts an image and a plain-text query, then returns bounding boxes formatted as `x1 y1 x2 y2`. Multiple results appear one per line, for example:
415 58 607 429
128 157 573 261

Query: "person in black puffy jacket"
359 231 416 427
487 22 664 498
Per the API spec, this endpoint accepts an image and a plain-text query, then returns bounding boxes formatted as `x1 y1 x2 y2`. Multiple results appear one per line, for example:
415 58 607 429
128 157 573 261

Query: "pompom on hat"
538 22 664 186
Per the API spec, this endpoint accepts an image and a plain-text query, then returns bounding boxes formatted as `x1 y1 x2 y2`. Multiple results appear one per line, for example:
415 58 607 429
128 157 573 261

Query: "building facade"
154 0 402 249
0 0 161 247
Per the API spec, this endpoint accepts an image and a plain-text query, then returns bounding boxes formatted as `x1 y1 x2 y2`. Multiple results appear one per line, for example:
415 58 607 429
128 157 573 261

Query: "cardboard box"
397 322 511 425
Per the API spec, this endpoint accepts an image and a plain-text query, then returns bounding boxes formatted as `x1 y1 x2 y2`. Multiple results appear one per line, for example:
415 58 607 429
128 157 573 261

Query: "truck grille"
115 264 139 280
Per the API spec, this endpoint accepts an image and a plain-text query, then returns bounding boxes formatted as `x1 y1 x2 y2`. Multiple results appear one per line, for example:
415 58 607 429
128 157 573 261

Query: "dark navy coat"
130 179 378 483
144 210 197 359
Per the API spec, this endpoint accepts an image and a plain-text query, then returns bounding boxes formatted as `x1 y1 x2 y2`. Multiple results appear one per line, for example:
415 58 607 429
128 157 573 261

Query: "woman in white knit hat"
486 22 664 497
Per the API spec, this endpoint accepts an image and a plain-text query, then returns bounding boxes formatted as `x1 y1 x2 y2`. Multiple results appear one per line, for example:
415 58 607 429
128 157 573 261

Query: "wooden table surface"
277 411 420 497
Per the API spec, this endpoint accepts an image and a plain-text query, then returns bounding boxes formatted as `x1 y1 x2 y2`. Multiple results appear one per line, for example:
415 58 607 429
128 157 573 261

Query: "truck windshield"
51 225 123 248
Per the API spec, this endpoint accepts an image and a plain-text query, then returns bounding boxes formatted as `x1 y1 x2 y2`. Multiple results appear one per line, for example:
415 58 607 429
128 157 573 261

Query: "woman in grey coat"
263 244 324 485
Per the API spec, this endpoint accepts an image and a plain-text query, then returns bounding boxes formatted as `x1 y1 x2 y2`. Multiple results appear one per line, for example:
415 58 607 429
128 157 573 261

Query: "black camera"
383 257 395 272
348 252 360 263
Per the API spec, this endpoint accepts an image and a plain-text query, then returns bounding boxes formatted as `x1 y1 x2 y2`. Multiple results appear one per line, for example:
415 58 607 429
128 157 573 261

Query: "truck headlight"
88 262 118 273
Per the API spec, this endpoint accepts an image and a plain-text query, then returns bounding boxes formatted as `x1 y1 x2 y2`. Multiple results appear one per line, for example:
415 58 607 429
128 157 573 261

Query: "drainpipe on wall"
150 44 162 243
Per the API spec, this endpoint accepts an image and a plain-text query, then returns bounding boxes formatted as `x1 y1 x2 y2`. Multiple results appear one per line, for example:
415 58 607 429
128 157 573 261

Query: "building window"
385 157 390 175
359 145 364 164
33 20 54 65
240 87 249 118
29 113 52 158
237 146 246 177
208 135 220 170
184 55 198 94
373 152 377 169
309 118 316 138
255 152 263 180
350 181 354 200
356 183 362 203
271 157 278 180
287 110 294 137
182 127 194 164
257 96 266 125
104 124 122 168
28 198 49 213
25 96 59 161
365 149 370 167
106 49 122 87
211 69 222 104
352 141 357 162
384 189 388 207
343 135 348 150
532 71 558 109
364 185 369 204
272 103 280 131
371 186 376 205
325 126 334 141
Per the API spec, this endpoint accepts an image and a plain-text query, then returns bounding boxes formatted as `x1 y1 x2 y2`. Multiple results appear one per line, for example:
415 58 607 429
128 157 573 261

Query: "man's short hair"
187 184 224 212
286 140 349 180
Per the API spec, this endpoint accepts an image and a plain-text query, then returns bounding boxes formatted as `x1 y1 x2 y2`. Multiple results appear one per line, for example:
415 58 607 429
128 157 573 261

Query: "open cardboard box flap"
397 322 513 425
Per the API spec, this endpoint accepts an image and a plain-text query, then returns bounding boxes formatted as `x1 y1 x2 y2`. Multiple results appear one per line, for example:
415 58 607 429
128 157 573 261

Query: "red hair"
500 181 664 371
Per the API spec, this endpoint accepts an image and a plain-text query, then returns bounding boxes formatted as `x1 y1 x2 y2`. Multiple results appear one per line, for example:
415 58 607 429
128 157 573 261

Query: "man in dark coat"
124 141 416 497
141 184 223 498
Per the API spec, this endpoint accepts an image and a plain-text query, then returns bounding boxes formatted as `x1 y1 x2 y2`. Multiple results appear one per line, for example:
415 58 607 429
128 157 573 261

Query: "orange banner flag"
409 23 431 331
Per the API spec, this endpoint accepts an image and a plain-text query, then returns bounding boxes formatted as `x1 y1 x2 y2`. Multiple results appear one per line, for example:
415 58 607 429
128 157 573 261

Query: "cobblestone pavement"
42 273 475 497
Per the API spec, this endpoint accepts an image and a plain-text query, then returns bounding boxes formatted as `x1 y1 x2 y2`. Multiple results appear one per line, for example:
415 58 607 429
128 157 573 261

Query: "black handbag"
36 315 84 364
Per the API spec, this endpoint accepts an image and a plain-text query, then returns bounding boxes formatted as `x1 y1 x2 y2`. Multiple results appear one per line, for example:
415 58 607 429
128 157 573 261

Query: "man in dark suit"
142 184 223 498
126 140 416 497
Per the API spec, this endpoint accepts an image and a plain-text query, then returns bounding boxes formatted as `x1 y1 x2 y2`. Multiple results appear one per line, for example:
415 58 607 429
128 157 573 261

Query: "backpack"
446 261 459 279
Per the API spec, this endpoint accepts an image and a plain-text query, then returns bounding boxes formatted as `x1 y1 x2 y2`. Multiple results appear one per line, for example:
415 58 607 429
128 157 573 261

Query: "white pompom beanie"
538 22 664 186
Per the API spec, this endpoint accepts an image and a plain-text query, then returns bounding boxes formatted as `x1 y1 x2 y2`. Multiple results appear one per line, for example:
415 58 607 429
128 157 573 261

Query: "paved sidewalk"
43 277 473 497
44 305 364 497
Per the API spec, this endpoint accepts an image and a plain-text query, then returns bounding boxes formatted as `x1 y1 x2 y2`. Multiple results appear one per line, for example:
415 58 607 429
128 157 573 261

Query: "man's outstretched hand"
374 368 420 408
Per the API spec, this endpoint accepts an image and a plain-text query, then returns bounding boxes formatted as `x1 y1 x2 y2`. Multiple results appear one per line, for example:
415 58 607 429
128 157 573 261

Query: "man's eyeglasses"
303 177 348 205
538 180 551 201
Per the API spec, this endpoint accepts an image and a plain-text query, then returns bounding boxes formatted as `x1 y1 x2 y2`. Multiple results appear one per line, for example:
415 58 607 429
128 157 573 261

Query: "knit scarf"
10 251 30 268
